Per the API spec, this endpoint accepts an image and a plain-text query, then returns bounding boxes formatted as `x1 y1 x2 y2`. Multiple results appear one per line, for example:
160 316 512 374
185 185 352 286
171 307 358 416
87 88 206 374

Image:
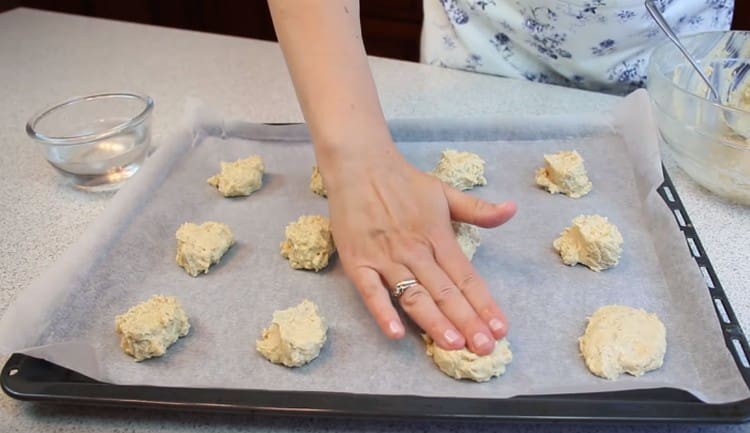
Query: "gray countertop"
0 7 748 432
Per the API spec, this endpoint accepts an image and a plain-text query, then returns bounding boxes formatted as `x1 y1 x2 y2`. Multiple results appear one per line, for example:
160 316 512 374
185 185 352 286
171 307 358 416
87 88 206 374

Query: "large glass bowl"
647 31 750 205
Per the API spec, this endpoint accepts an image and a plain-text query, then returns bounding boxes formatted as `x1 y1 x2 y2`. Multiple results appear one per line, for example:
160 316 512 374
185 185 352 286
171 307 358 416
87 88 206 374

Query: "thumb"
443 185 517 228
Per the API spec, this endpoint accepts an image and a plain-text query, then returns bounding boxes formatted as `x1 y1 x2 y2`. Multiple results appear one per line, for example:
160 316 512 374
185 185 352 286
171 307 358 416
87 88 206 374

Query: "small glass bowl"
647 31 750 205
26 92 154 191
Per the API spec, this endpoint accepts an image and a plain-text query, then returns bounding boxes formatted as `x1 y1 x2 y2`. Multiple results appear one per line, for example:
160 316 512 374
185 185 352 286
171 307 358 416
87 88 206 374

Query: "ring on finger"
391 279 419 299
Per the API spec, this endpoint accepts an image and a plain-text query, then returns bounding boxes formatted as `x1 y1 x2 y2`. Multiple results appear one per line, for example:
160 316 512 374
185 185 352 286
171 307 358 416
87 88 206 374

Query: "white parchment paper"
1 90 747 404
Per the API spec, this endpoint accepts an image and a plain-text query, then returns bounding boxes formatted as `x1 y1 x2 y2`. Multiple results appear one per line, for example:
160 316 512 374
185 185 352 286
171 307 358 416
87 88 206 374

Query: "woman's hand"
268 0 515 354
323 147 516 355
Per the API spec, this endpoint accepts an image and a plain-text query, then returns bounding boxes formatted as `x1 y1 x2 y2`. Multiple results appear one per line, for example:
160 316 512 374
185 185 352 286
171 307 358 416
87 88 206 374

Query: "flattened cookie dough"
256 299 328 367
535 150 592 198
452 221 480 260
424 335 512 382
280 215 336 271
553 214 623 272
176 221 235 277
115 295 190 362
579 305 666 380
207 155 264 197
432 149 487 191
309 166 327 197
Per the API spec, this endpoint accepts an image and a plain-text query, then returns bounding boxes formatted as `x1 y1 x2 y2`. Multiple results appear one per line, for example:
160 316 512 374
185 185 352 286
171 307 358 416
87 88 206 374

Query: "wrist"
312 123 403 189
317 145 403 190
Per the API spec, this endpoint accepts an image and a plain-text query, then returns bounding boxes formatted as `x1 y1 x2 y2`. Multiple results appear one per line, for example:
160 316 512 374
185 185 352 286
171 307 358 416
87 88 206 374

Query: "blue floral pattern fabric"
421 0 735 94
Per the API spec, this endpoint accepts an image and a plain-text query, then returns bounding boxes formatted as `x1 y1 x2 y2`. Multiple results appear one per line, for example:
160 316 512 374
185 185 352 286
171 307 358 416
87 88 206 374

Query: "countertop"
0 7 748 433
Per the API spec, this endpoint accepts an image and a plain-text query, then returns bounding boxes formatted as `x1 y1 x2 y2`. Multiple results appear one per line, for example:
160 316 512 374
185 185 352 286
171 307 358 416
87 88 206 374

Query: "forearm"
268 0 399 177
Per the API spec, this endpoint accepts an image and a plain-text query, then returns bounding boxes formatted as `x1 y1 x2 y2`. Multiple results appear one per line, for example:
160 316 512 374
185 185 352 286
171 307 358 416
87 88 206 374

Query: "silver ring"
391 279 419 299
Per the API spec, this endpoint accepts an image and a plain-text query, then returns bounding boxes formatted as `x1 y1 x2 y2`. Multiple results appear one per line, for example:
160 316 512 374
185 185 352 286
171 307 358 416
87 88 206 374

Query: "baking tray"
2 91 749 420
2 157 749 423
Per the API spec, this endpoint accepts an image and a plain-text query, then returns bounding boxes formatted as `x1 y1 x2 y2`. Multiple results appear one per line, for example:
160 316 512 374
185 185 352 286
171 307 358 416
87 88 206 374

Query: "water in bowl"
45 118 151 191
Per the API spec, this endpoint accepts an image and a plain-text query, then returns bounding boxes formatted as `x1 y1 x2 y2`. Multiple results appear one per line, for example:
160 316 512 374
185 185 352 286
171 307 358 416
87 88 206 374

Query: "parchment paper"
1 90 747 404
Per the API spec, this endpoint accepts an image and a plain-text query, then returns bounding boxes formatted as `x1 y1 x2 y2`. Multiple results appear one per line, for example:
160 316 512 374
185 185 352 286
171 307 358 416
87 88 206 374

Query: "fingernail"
489 318 504 333
444 329 461 345
473 332 491 349
388 320 404 336
499 201 517 213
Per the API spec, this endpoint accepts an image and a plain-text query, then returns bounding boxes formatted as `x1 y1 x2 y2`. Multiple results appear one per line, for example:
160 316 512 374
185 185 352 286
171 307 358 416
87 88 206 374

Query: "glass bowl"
26 92 154 191
647 31 750 205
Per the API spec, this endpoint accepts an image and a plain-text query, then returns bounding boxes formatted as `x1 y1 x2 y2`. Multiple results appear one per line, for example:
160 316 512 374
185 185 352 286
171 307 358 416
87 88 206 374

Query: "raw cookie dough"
256 299 328 367
280 215 336 271
207 155 264 197
579 305 667 380
309 166 327 197
175 221 235 277
452 221 480 260
432 149 487 190
535 150 592 198
424 335 512 382
553 214 623 272
115 295 190 362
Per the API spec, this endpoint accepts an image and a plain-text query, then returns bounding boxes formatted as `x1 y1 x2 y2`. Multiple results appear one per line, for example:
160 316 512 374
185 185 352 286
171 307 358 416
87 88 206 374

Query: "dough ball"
579 305 666 380
452 221 480 260
553 214 623 272
309 166 327 197
256 299 328 367
424 335 512 382
207 155 264 197
175 221 235 277
432 149 487 191
115 295 190 362
535 150 592 198
280 215 336 271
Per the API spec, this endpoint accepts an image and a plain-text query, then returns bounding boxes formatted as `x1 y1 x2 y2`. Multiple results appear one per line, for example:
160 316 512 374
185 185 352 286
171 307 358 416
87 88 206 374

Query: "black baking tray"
3 168 750 423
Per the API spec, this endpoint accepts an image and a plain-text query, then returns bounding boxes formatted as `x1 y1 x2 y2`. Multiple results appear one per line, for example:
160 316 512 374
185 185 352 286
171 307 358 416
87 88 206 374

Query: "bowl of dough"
647 31 750 205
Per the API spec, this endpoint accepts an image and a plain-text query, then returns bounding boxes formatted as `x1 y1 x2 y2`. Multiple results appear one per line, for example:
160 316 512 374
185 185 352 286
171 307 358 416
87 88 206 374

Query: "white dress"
421 0 735 94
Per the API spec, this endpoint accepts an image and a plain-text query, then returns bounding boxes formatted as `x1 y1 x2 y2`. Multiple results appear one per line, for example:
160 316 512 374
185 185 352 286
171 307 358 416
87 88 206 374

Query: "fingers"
405 260 496 355
444 184 517 228
433 230 509 341
442 184 512 340
348 266 405 339
379 263 466 350
397 283 468 351
389 242 495 356
347 230 508 356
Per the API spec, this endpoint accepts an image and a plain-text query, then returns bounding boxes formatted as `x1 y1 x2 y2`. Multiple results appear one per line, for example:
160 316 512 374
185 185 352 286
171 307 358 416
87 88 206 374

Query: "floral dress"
421 0 735 94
